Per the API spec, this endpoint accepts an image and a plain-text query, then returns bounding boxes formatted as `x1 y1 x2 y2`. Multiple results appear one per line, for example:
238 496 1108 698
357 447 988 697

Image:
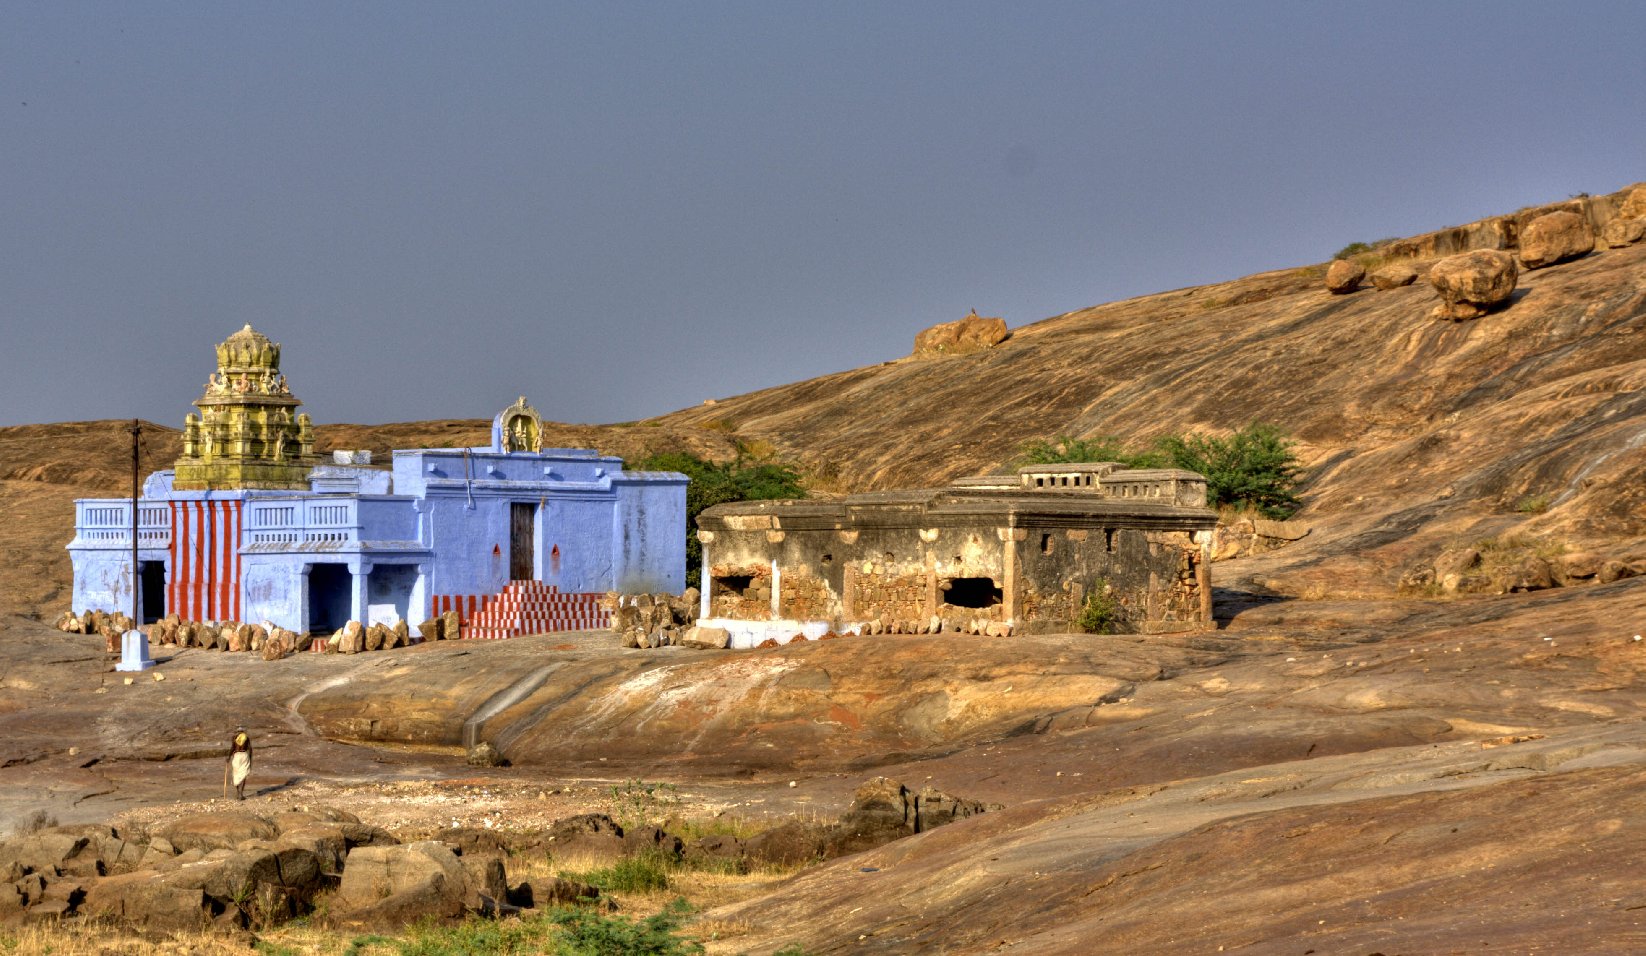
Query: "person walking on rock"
227 728 252 800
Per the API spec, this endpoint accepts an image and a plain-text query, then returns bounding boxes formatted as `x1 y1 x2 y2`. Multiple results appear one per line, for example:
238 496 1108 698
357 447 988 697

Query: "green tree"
1155 422 1301 518
636 449 807 579
1013 423 1303 519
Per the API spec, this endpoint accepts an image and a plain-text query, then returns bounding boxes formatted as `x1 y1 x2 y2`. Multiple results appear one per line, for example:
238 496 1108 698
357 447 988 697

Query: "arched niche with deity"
494 397 543 454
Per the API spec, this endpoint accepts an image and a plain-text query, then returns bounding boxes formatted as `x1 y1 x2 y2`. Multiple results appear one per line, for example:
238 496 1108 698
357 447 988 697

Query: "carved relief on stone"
499 396 543 453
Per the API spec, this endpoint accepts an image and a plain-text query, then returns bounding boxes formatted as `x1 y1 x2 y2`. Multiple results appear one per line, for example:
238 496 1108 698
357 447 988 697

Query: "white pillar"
698 547 711 619
770 558 781 619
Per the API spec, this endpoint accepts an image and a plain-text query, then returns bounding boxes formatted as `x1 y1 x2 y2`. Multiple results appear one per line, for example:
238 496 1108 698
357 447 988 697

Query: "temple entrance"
510 503 536 581
139 561 166 623
308 563 352 634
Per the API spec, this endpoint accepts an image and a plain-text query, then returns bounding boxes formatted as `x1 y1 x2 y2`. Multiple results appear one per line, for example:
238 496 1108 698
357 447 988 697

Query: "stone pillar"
299 564 312 635
696 531 713 619
1000 527 1024 624
1196 531 1214 629
924 554 938 618
770 558 781 619
349 561 370 624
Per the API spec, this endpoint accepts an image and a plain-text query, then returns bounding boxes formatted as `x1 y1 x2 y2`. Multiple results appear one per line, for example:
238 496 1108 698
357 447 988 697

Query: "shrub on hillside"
1015 435 1162 469
1155 423 1301 519
636 449 807 578
1013 423 1302 519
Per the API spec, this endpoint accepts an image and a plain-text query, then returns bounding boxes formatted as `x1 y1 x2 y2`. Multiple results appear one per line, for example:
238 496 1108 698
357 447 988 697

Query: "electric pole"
130 418 141 628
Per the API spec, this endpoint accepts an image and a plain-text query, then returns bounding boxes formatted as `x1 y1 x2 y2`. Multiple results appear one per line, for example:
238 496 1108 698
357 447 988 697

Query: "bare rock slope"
659 185 1646 599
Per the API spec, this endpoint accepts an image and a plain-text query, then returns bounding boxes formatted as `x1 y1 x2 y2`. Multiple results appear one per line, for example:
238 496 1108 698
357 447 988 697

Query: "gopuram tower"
172 324 316 490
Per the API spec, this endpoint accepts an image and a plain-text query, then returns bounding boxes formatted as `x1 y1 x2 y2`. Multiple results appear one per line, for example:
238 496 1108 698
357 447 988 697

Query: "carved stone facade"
173 324 316 491
696 464 1217 647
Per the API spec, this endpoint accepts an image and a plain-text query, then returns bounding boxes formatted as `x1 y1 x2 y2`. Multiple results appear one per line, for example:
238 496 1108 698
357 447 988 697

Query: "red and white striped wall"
168 500 243 622
432 581 610 639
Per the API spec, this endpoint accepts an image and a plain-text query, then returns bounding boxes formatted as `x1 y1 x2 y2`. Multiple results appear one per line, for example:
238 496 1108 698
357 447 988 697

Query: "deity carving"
498 397 543 454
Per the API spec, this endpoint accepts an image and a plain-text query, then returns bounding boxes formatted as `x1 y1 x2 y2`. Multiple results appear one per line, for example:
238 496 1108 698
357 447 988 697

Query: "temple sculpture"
173 324 315 490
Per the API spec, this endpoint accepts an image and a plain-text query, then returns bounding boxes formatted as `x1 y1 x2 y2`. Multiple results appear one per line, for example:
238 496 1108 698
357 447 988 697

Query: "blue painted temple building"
67 326 687 638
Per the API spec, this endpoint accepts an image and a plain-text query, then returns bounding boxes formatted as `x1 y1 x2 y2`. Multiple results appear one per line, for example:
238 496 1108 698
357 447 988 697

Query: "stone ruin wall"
706 562 775 620
706 519 1211 635
707 526 1012 635
1013 527 1208 635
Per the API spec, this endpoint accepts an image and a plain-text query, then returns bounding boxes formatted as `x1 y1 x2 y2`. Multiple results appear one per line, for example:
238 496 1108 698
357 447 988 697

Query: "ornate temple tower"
172 324 316 490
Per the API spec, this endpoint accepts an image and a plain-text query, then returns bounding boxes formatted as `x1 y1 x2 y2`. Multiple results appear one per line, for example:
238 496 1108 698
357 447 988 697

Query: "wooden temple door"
510 502 536 581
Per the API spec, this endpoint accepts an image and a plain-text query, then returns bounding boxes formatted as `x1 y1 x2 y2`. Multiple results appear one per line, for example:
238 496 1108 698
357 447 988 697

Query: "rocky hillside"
5 182 1646 952
656 184 1646 597
4 184 1644 618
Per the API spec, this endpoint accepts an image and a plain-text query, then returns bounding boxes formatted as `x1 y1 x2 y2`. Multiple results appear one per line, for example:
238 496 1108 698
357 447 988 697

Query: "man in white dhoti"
227 728 252 800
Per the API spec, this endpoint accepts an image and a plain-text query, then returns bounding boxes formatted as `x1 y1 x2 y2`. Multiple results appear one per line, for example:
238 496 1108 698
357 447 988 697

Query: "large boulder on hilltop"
1603 217 1646 247
913 312 1009 357
335 841 472 925
1370 262 1418 289
1518 210 1593 269
1325 258 1365 294
1619 185 1646 220
1429 249 1518 320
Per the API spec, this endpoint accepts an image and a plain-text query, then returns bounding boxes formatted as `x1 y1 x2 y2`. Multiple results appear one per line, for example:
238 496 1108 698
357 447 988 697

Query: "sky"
3 1 1645 429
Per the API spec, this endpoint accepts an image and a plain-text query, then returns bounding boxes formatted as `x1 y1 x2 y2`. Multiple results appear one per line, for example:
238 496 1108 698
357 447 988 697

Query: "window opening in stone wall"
943 577 1002 608
1105 528 1116 553
821 553 833 564
1040 533 1053 554
711 574 754 599
1035 477 1045 487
